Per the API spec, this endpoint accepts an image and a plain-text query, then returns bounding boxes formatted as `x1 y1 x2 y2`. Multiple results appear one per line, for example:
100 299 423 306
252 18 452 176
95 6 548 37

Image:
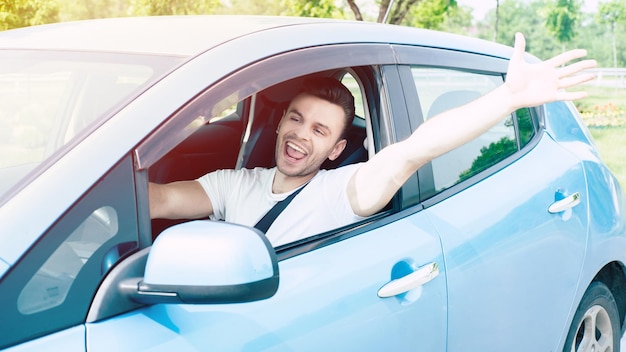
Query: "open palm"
505 33 597 110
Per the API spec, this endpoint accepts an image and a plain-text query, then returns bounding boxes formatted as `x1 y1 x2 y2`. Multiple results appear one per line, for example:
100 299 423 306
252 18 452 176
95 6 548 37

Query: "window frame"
393 45 542 208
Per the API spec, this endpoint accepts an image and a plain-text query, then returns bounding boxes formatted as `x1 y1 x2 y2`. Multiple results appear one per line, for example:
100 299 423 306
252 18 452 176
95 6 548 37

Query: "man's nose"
292 124 311 141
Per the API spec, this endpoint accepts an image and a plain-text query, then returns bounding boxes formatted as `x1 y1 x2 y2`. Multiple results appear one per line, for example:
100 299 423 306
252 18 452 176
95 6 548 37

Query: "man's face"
275 93 347 178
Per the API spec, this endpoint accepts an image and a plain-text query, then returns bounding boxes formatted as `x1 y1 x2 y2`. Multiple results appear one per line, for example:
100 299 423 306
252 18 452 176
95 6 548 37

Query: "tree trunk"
612 21 617 68
494 0 499 42
345 0 363 21
378 0 391 23
386 0 420 24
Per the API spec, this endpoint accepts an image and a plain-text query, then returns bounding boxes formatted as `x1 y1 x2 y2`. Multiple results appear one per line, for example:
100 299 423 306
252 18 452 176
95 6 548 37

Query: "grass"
574 85 626 113
588 127 626 189
574 84 626 189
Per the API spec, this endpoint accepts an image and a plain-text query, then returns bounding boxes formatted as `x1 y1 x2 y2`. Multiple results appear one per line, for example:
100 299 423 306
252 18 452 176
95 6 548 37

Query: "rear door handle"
548 192 581 214
378 262 439 298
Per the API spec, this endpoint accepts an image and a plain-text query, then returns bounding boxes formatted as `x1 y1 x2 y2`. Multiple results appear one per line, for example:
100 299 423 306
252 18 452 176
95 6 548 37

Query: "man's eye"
314 128 326 136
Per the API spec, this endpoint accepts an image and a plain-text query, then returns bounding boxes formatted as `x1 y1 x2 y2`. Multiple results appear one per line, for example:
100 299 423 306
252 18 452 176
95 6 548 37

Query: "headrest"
427 90 481 118
258 71 340 104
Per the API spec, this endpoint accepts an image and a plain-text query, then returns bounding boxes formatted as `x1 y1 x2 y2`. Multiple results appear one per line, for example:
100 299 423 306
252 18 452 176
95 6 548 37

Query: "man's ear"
328 139 347 161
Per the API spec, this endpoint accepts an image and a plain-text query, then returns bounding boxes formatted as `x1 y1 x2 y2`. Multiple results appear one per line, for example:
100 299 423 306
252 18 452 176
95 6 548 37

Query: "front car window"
18 206 119 314
0 156 139 349
0 50 181 201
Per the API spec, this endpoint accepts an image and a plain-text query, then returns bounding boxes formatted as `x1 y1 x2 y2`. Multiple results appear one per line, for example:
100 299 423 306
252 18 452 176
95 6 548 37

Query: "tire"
563 281 621 352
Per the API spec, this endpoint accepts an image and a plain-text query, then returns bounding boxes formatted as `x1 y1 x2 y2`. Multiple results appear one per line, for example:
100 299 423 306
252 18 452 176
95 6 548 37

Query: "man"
150 33 597 246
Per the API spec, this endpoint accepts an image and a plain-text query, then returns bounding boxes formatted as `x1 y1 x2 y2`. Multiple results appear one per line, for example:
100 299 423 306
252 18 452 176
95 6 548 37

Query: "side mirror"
122 221 279 304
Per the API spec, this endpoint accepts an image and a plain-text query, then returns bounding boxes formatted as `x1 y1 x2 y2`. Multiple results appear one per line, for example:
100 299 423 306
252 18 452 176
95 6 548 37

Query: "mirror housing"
122 220 279 304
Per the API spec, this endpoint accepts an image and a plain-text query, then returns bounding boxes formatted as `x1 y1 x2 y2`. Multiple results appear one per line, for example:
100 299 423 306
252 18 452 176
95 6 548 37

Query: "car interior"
148 69 370 240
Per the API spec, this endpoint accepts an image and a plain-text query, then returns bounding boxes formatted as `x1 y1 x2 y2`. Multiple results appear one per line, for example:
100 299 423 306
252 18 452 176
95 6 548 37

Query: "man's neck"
272 169 318 194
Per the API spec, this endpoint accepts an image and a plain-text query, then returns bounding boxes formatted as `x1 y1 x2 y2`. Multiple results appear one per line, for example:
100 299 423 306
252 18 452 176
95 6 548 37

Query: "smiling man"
149 33 597 246
150 77 362 246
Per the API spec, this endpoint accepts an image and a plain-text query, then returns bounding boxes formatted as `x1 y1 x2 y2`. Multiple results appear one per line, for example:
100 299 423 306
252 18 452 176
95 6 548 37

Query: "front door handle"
378 262 439 298
548 192 581 214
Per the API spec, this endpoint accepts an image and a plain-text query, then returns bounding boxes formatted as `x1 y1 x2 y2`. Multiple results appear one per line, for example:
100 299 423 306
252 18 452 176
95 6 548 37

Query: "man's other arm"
149 181 214 220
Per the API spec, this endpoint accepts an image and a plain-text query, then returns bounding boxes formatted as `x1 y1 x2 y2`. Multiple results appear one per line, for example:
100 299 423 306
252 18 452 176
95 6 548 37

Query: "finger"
558 72 596 89
511 32 526 62
545 49 589 67
557 59 597 78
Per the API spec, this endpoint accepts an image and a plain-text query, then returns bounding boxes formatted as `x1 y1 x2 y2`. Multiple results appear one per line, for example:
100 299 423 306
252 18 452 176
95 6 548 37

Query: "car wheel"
563 281 621 352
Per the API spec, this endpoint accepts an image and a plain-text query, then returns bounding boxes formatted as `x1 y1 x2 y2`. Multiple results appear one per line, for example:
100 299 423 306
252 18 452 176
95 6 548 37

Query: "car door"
87 214 446 351
395 46 589 351
84 49 449 350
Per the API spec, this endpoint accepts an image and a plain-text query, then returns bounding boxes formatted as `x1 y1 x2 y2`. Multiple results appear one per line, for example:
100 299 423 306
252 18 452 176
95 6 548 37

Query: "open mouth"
285 141 308 161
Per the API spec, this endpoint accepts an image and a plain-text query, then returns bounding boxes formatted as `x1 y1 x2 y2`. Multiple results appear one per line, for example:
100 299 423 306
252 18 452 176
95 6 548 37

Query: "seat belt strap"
254 185 306 233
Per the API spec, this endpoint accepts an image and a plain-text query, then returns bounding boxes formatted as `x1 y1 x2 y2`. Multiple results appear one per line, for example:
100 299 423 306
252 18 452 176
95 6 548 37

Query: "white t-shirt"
196 163 364 246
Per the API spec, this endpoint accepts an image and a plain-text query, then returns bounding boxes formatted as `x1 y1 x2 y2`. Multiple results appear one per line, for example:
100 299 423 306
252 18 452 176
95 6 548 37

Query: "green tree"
217 0 284 16
441 3 472 34
494 0 500 41
545 0 581 51
572 13 615 67
57 0 129 21
597 0 626 67
281 0 344 18
345 0 455 24
128 0 220 16
401 0 458 30
478 0 561 60
0 0 59 30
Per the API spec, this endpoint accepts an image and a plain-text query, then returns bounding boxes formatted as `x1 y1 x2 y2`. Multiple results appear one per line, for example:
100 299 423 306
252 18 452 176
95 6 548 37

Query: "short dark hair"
297 77 355 139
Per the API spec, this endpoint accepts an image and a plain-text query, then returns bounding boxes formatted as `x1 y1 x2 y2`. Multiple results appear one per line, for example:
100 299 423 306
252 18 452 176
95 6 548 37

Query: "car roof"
0 15 513 59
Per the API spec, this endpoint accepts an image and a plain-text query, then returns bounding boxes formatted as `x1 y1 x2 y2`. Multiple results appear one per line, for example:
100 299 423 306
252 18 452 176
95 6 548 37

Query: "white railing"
587 68 626 87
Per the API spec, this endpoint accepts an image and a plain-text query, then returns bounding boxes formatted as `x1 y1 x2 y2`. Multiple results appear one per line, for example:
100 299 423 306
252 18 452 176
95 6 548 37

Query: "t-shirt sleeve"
196 169 233 221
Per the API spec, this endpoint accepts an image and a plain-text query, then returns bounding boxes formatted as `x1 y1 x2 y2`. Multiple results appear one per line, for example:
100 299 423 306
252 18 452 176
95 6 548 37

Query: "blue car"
0 16 624 351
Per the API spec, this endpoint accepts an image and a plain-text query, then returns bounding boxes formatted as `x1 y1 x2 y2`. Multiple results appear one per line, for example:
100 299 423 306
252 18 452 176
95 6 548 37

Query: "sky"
457 0 600 21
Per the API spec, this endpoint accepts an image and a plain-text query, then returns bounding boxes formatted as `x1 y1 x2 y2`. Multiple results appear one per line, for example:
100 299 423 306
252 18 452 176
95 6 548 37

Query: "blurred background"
2 0 624 187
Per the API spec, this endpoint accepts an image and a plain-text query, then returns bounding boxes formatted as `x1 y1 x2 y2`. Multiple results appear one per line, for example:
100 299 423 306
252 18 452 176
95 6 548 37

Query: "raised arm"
347 33 597 217
149 181 214 220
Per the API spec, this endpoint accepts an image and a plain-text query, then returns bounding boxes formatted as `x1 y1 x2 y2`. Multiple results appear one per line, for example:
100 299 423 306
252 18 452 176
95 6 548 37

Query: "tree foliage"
344 0 455 25
545 0 580 47
0 0 59 30
597 0 626 67
281 0 344 18
129 0 220 16
402 0 458 29
479 0 560 57
57 0 127 21
1 0 624 67
217 0 285 16
598 0 626 24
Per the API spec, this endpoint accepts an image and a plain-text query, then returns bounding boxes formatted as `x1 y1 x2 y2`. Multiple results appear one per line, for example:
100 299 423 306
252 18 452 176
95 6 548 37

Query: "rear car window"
411 67 536 196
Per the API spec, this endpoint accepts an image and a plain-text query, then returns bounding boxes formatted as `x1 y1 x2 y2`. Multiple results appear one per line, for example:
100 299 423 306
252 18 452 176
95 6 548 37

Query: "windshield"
0 50 182 201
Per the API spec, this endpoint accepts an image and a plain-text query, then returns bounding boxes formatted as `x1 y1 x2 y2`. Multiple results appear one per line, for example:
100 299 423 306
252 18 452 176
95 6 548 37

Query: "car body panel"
426 133 589 350
86 213 446 351
3 326 84 352
543 101 626 346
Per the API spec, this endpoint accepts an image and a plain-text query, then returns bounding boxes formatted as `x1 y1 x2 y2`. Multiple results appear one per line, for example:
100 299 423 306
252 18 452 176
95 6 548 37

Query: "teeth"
287 141 307 154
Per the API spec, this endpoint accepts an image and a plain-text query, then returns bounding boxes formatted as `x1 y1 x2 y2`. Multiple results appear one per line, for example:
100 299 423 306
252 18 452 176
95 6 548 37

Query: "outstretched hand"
505 32 597 110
